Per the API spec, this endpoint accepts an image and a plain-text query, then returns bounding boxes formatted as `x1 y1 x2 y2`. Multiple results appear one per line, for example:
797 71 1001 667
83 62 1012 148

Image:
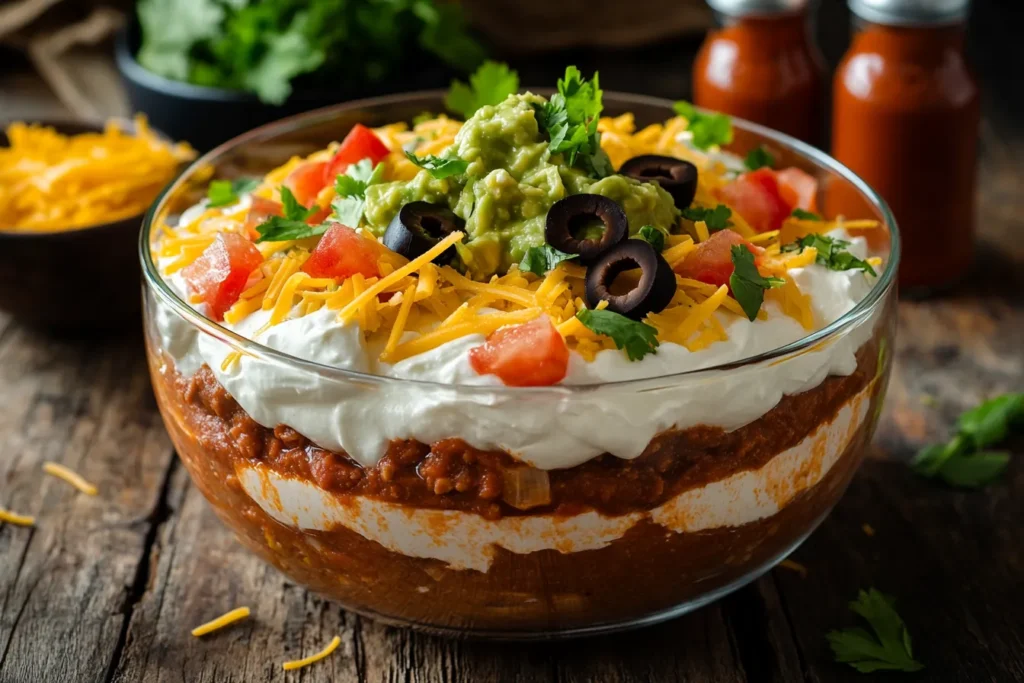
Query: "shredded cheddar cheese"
779 559 808 577
862 523 876 537
191 607 251 636
0 507 35 526
282 635 341 671
42 462 98 496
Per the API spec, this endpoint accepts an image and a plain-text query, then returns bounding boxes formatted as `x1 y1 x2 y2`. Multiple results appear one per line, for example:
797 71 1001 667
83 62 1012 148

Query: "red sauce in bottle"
831 14 980 292
693 7 826 144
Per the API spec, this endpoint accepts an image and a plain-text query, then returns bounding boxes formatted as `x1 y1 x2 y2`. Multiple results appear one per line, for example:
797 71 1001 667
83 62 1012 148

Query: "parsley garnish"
682 204 733 231
255 187 325 243
576 308 659 361
672 100 733 151
781 234 877 276
730 245 784 321
534 66 613 178
743 145 774 170
445 61 520 119
791 208 823 221
827 588 924 674
519 245 578 276
911 393 1023 488
331 158 385 227
404 151 469 179
206 177 260 208
637 225 666 252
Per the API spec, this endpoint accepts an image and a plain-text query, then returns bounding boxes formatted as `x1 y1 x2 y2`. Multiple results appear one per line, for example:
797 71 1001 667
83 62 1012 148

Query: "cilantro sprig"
730 245 784 321
791 208 823 221
827 588 924 674
206 177 261 208
534 66 613 178
743 145 775 171
255 187 325 243
445 61 520 119
519 245 578 276
576 308 659 361
911 393 1023 488
331 158 385 227
405 151 469 179
637 225 666 252
782 234 877 276
672 100 733 151
682 204 732 232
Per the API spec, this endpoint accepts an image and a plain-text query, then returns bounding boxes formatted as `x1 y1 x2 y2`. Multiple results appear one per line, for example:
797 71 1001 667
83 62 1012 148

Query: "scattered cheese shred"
191 607 251 637
779 559 808 577
282 635 342 671
0 507 35 526
862 523 876 537
42 462 98 496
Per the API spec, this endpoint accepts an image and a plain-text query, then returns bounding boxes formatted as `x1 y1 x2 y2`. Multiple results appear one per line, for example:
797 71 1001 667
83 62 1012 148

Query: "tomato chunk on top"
284 161 329 207
674 229 763 287
181 232 263 321
302 224 379 281
322 124 390 185
469 316 570 387
776 167 818 212
718 168 794 233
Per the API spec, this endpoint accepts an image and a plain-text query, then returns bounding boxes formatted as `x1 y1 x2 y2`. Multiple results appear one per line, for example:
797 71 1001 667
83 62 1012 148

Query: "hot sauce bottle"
693 0 826 144
831 0 980 292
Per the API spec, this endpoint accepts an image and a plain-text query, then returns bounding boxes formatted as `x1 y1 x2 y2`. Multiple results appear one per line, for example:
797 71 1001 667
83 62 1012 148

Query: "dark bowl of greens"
116 0 485 151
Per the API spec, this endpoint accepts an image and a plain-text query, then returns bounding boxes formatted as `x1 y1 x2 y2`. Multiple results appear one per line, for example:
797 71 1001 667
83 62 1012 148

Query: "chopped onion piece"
501 467 551 510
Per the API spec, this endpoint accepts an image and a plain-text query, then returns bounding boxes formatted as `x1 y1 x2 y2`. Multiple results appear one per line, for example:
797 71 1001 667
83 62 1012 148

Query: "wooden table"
2 7 1023 681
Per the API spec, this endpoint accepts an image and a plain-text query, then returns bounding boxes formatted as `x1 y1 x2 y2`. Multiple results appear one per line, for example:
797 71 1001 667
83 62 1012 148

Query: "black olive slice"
383 201 464 264
619 154 699 210
585 240 676 320
545 194 629 264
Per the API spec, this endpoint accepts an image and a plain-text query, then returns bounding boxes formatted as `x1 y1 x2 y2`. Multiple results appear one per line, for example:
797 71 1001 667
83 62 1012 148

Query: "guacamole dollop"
363 93 678 278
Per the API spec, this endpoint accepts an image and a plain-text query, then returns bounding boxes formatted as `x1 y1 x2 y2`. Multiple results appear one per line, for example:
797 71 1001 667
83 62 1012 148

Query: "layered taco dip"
145 65 896 635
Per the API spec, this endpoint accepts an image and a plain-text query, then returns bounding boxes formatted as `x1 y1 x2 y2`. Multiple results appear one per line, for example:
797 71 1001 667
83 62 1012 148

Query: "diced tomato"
302 224 379 280
305 204 332 225
718 168 793 233
322 124 390 185
674 229 762 287
284 161 329 207
469 316 569 387
243 196 283 238
776 167 818 212
181 232 263 321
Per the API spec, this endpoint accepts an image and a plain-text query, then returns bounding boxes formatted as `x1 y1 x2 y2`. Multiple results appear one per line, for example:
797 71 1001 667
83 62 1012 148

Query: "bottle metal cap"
848 0 969 25
706 0 809 17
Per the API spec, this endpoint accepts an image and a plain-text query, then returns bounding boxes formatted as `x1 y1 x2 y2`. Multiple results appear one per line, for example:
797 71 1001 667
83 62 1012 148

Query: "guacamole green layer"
363 93 678 278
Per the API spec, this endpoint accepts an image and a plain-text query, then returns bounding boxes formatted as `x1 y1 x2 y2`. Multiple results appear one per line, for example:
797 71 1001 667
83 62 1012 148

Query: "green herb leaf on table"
827 588 924 674
576 309 659 362
682 204 732 231
744 146 775 170
445 61 520 119
331 158 386 227
404 151 470 180
519 245 578 276
781 233 876 276
255 187 327 243
729 245 784 321
672 100 733 151
792 208 823 221
206 178 261 208
637 225 666 252
413 0 487 74
534 66 613 178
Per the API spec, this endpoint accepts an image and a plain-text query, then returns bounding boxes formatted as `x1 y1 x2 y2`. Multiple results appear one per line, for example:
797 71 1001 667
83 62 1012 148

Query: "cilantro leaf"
827 588 924 674
576 308 659 361
744 145 775 170
673 100 733 151
206 177 260 208
782 233 877 276
331 158 385 227
682 204 732 231
405 151 469 179
792 208 823 221
519 245 578 276
413 0 486 74
445 61 520 119
637 225 666 252
957 393 1024 449
534 66 612 178
255 187 324 243
729 245 784 321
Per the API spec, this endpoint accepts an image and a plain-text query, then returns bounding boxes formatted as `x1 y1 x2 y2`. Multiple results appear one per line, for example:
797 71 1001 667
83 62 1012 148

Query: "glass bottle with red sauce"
694 0 826 144
831 0 980 292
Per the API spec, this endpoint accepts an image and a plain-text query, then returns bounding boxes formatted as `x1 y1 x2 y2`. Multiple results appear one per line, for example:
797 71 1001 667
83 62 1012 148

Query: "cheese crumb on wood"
42 462 98 496
191 607 251 637
282 635 342 671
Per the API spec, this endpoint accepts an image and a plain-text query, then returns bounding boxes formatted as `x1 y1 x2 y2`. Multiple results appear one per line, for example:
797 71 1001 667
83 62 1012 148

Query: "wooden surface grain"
2 3 1023 680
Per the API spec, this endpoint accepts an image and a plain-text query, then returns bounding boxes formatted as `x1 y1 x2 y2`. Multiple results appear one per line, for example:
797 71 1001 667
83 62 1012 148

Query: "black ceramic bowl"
114 19 454 152
0 120 177 331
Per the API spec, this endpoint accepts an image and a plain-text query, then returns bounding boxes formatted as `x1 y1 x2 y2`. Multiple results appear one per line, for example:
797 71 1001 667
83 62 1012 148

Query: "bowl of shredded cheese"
0 115 195 328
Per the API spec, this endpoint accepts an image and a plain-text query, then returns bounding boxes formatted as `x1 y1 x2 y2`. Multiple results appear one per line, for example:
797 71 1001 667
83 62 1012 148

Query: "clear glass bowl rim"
139 89 900 395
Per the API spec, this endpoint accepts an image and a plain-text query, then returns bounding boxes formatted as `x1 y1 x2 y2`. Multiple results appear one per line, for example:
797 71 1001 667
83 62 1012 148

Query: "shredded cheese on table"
282 635 341 671
191 607 251 636
779 559 809 577
0 507 35 526
42 462 98 496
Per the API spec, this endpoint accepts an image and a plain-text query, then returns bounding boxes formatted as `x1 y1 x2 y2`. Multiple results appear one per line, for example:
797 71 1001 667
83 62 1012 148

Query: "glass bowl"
140 92 899 639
